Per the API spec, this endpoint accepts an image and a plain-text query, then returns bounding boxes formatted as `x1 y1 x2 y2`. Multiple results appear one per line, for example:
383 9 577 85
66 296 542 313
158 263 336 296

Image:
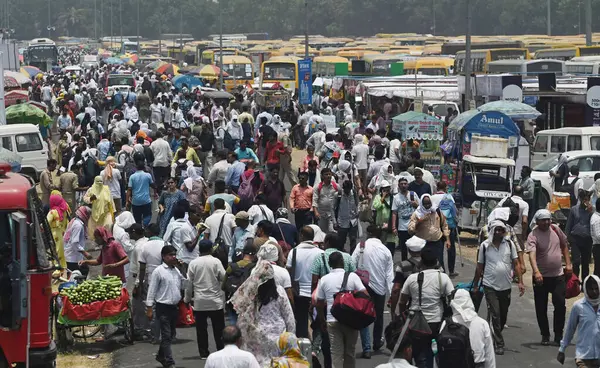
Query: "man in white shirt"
388 133 403 175
124 103 139 122
316 252 366 368
287 226 324 338
351 134 369 190
248 196 275 225
375 331 417 368
146 245 185 368
150 130 174 191
184 239 226 359
204 325 260 368
226 116 244 143
352 225 395 353
204 199 236 254
473 220 525 356
207 151 231 187
164 205 198 273
496 185 529 275
399 247 454 368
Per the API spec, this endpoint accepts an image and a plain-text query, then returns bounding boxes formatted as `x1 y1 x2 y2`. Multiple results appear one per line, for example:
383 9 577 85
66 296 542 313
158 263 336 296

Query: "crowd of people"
29 60 600 368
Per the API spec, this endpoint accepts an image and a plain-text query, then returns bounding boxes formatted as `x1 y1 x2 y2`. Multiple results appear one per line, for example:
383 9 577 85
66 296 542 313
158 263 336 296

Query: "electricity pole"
219 0 223 89
547 0 551 36
137 0 140 53
304 0 308 59
94 0 97 39
464 0 472 110
585 0 592 46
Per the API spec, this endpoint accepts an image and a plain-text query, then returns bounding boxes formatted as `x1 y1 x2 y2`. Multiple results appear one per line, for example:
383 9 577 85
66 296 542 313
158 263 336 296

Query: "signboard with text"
298 59 312 105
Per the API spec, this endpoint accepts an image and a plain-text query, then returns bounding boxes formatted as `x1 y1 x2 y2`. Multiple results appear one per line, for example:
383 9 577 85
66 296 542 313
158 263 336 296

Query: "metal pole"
547 0 551 36
0 52 6 125
110 0 113 49
219 0 223 89
136 0 140 53
304 0 308 59
119 0 123 48
432 0 436 35
179 6 183 55
579 0 581 34
48 0 51 38
585 0 592 46
94 0 97 39
464 0 472 109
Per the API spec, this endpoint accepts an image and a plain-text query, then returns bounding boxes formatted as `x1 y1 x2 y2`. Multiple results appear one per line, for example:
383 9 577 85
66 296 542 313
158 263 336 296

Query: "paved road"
111 240 576 368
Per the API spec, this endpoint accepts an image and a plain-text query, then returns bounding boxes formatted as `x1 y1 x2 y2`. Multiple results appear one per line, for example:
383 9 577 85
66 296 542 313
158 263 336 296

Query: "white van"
0 124 48 181
531 127 600 168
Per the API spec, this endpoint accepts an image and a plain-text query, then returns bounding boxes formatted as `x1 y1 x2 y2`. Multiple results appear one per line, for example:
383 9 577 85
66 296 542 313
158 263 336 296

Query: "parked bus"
486 59 565 76
261 56 300 91
219 55 255 91
24 38 58 72
403 58 454 76
441 41 524 55
534 46 600 61
200 48 249 65
363 54 405 76
565 56 600 75
454 48 530 74
121 41 138 54
312 56 349 76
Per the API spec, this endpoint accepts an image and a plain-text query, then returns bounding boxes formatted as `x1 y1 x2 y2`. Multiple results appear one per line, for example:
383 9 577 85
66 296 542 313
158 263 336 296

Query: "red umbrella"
3 75 19 89
155 63 180 75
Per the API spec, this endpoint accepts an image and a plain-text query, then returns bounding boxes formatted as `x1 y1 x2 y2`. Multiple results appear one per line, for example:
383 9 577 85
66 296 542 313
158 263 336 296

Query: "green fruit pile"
60 276 123 305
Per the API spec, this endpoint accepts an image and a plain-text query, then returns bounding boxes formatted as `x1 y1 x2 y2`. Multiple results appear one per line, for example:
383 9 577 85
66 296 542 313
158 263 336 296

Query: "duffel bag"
330 272 376 330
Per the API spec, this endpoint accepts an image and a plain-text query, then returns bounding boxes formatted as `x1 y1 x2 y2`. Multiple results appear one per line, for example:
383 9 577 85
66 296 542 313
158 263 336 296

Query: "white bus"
565 56 600 75
487 59 565 76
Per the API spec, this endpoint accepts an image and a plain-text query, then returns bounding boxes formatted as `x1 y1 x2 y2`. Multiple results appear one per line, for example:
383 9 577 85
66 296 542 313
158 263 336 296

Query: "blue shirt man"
127 165 154 225
225 158 246 189
231 214 255 262
57 113 72 130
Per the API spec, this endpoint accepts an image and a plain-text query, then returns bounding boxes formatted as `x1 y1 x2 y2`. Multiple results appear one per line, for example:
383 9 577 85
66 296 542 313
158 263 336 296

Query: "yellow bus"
403 58 455 76
534 46 600 61
312 56 349 76
219 55 255 91
454 48 530 74
363 54 405 75
200 48 250 65
261 56 300 91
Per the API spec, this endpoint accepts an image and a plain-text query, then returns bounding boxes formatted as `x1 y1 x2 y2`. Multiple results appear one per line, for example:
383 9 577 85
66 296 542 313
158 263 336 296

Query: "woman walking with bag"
408 194 450 272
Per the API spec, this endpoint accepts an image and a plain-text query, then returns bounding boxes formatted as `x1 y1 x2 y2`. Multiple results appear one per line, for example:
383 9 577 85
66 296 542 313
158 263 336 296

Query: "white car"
531 150 600 206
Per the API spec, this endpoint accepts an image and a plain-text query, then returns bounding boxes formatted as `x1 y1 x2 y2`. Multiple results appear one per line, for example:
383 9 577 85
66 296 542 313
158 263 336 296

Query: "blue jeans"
132 202 152 226
360 326 371 352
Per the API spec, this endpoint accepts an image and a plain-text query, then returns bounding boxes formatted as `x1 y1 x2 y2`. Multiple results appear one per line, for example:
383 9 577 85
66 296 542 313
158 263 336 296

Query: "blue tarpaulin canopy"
172 74 203 90
448 110 519 139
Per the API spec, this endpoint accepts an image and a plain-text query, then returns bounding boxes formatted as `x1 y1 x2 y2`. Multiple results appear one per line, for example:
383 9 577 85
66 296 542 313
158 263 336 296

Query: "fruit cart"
51 276 134 350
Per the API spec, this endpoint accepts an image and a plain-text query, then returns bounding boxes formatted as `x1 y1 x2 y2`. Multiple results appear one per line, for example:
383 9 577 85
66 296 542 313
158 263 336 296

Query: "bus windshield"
222 64 253 79
490 49 527 60
417 68 447 76
28 45 57 61
263 63 295 80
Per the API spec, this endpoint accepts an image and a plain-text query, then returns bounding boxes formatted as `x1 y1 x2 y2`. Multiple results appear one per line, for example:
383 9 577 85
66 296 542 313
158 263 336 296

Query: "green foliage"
5 0 599 40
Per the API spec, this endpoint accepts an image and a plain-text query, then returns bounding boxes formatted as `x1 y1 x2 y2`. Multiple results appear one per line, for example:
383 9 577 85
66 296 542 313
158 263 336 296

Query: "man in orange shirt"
289 171 314 230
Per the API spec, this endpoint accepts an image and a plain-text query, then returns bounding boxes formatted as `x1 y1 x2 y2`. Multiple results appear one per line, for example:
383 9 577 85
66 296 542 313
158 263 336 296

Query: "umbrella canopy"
145 60 167 71
4 90 29 106
27 101 48 113
5 103 52 127
179 65 205 75
3 75 19 89
4 70 31 86
155 63 179 75
121 53 139 63
20 65 42 78
197 65 228 78
477 100 542 120
172 74 203 90
104 57 124 65
392 111 445 140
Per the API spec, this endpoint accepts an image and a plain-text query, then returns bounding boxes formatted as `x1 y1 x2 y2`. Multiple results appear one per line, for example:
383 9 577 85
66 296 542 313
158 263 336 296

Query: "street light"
219 0 223 89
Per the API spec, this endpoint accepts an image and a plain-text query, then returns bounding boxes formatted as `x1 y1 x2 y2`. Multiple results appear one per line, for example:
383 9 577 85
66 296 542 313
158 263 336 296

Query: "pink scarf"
50 194 70 221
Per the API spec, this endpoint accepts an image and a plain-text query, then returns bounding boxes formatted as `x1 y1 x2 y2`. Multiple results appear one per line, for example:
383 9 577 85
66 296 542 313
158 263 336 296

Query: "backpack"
118 150 137 178
561 177 580 206
317 181 338 194
436 318 475 368
220 127 235 151
238 173 256 202
211 214 229 269
501 196 520 227
129 120 140 136
224 262 255 297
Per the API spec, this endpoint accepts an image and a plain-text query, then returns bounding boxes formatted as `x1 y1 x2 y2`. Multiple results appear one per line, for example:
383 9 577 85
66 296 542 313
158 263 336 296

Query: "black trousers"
425 239 444 272
594 245 600 278
412 322 441 368
533 275 566 339
367 287 386 349
155 303 178 366
484 287 511 348
338 225 358 253
294 295 311 338
194 309 225 357
153 166 170 193
572 236 593 282
294 209 313 231
397 231 411 261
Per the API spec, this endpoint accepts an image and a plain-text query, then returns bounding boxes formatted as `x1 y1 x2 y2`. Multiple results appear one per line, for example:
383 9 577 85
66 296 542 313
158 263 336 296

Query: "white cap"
380 180 391 188
406 236 427 252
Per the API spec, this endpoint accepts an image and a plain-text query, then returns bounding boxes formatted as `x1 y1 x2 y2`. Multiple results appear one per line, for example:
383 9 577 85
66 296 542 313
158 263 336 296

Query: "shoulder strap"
290 248 297 279
321 252 328 274
258 205 269 221
341 271 350 291
215 214 226 241
276 222 286 243
417 272 424 307
358 240 366 269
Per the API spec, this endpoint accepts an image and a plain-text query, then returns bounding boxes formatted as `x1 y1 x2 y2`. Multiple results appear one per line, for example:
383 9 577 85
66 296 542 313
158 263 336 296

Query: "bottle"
431 339 438 356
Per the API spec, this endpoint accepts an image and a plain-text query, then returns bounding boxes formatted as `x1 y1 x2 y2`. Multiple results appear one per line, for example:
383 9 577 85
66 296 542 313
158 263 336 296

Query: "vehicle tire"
71 325 102 339
123 306 134 345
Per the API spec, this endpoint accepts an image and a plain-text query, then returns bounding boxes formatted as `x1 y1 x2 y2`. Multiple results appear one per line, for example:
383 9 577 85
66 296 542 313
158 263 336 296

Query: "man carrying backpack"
390 236 426 322
392 178 420 261
222 244 257 325
312 168 340 233
399 248 454 368
436 289 496 368
496 186 529 276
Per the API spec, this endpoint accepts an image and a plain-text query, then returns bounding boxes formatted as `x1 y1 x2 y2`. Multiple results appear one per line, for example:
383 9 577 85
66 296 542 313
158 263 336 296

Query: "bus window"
264 63 295 80
567 136 582 151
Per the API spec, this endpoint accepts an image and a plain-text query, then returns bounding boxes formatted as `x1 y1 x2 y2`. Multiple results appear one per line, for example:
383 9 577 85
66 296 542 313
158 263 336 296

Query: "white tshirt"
389 139 402 163
272 264 292 289
139 238 166 280
286 242 324 297
477 239 518 292
401 269 454 323
352 144 369 170
205 210 236 247
316 268 366 322
248 204 275 225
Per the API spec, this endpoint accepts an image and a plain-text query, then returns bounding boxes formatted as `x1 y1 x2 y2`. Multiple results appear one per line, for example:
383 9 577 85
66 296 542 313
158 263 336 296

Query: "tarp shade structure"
448 110 519 140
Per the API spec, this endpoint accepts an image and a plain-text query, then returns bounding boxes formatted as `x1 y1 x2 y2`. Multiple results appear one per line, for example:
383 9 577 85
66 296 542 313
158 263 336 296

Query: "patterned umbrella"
104 57 124 65
172 74 203 89
20 65 42 78
155 63 180 75
145 60 166 70
4 70 31 85
197 64 228 78
477 100 542 119
5 103 53 127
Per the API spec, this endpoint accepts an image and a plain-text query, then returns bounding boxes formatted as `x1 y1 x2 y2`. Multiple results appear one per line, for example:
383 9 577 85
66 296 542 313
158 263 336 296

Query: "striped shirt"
146 263 185 307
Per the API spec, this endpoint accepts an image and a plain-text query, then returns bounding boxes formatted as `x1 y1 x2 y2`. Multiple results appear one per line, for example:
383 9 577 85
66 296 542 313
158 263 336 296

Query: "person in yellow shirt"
172 137 200 166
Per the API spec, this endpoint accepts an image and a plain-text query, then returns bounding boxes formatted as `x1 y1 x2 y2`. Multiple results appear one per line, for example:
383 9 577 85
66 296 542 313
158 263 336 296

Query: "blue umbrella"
172 74 203 90
104 57 124 65
477 100 542 120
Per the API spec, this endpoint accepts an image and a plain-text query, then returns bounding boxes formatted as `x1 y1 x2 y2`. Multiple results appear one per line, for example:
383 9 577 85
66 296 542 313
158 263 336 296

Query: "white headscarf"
375 163 397 191
344 102 353 117
584 275 600 306
415 193 437 219
531 209 552 229
257 243 279 263
115 211 136 230
450 289 479 323
140 122 151 135
488 207 510 225
307 224 326 243
183 162 203 191
354 134 364 146
487 220 507 242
